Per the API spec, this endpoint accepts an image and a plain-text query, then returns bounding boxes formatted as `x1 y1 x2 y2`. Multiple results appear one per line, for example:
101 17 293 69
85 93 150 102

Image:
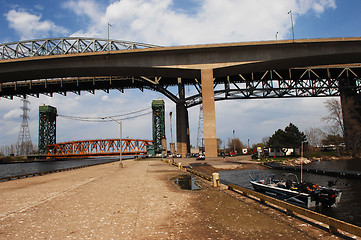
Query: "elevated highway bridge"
1 37 361 157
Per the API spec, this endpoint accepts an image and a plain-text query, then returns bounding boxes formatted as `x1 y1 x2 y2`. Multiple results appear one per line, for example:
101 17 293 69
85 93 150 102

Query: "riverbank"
0 156 34 164
0 158 351 239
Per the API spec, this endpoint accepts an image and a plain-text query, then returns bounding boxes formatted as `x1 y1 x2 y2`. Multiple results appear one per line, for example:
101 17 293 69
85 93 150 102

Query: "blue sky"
0 0 360 149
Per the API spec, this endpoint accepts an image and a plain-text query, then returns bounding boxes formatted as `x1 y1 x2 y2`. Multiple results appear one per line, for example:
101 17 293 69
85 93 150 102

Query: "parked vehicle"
196 154 205 160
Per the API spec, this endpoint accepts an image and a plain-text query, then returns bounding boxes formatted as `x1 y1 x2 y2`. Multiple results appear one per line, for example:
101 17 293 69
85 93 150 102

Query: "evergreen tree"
268 123 306 149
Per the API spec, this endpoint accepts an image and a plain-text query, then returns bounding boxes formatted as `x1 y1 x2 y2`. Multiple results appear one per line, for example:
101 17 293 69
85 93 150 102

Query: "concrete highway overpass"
1 37 361 157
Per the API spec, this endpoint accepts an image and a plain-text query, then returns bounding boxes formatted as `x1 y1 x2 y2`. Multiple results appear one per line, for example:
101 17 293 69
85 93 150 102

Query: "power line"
58 107 152 123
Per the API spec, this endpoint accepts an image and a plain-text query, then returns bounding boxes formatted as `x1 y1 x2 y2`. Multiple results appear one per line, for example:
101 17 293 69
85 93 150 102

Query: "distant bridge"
46 139 153 158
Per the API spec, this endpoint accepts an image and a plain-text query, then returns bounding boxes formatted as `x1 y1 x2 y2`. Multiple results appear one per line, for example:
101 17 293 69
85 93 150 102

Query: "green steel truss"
38 105 57 154
152 100 165 153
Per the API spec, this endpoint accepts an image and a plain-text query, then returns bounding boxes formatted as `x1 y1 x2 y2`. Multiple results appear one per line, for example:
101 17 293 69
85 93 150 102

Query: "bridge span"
1 37 361 157
46 138 153 158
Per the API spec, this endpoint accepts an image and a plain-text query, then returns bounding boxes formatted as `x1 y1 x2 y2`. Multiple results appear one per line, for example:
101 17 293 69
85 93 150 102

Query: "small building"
146 145 155 156
268 147 294 157
190 147 200 156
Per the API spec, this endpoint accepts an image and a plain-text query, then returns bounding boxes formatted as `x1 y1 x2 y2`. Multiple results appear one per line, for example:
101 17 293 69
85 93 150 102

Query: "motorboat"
250 173 342 208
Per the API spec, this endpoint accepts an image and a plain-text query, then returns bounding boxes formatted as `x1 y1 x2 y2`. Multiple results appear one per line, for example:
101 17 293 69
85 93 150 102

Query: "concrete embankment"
0 158 349 239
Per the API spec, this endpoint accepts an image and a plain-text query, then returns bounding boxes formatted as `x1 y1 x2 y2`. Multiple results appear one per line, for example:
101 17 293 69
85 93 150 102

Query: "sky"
1 0 361 149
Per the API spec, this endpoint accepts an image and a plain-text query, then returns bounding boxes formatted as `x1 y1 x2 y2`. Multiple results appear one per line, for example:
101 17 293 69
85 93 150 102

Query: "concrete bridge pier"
176 80 190 157
201 69 218 158
339 77 361 153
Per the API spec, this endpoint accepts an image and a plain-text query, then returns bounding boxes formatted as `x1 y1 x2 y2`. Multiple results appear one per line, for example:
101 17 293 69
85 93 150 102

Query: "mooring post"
212 172 220 187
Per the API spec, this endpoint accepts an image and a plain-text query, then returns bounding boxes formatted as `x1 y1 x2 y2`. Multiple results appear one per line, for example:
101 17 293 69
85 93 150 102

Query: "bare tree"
217 138 223 150
227 138 244 153
322 99 344 137
262 137 270 147
305 127 326 147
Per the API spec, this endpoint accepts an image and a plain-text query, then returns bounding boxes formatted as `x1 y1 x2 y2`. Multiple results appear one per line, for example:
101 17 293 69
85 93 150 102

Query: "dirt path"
0 159 349 239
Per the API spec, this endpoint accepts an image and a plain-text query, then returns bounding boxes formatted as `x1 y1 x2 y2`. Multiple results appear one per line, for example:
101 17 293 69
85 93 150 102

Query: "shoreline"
1 159 353 239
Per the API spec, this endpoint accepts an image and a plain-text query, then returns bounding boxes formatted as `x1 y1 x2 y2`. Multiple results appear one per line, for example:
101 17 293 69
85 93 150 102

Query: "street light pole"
288 10 295 42
300 141 307 183
233 130 235 153
301 141 303 183
107 23 112 52
102 116 123 168
169 111 173 154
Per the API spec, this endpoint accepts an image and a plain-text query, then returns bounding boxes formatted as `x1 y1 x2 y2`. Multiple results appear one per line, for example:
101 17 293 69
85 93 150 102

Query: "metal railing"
0 37 159 60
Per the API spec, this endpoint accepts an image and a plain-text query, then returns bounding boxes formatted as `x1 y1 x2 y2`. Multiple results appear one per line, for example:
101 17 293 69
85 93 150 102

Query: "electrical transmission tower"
17 98 33 156
196 105 204 151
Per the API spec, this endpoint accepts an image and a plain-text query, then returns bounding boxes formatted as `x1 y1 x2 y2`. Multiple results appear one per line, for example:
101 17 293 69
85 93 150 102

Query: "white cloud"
3 108 21 120
63 0 336 45
296 0 336 15
62 0 103 21
5 9 68 40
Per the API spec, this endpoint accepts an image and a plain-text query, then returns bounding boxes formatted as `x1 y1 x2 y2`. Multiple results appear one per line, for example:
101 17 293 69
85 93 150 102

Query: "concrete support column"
176 79 190 157
201 69 218 158
339 77 361 154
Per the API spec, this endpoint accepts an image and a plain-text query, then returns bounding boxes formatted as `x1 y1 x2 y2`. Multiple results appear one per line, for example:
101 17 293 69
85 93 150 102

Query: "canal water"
0 157 127 179
219 158 361 227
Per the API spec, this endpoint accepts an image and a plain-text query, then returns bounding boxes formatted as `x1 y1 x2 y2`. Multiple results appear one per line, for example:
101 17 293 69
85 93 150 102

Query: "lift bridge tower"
38 105 57 154
152 99 166 154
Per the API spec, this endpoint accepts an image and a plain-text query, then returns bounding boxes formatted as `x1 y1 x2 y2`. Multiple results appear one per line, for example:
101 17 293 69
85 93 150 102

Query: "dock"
264 162 361 179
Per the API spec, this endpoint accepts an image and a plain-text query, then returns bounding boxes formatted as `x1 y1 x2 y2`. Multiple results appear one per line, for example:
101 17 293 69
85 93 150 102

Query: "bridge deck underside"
1 66 360 108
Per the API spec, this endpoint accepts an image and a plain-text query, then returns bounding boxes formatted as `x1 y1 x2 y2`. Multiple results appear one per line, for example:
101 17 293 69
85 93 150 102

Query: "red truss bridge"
46 139 153 158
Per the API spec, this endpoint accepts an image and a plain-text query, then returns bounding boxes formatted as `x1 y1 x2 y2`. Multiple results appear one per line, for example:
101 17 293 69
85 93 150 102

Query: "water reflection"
307 158 361 171
173 175 201 190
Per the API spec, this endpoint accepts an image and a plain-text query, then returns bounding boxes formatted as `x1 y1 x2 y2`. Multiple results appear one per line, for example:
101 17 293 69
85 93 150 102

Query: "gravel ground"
0 159 354 239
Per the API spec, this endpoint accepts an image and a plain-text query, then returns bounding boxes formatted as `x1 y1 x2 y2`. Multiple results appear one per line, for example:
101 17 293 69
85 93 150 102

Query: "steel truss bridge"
0 38 360 109
0 37 158 60
46 139 153 158
1 65 360 108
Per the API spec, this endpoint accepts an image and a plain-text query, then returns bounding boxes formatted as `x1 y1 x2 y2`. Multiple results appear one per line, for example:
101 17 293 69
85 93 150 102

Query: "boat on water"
250 173 342 208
